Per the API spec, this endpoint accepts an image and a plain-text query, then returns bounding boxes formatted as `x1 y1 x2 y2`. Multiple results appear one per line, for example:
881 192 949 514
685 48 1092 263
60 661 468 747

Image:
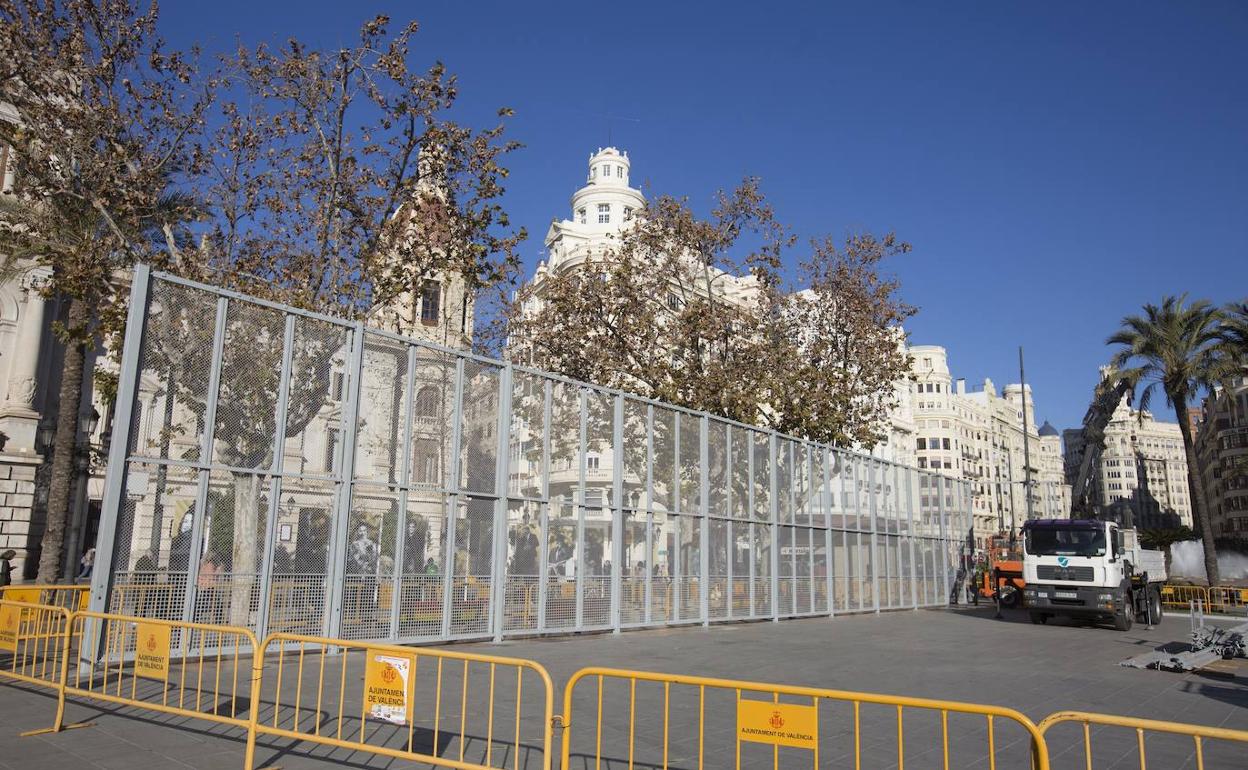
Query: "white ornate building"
907 345 1070 550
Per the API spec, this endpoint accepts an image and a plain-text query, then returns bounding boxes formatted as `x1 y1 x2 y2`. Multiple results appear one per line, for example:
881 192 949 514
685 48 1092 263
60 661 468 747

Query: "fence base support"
21 721 94 737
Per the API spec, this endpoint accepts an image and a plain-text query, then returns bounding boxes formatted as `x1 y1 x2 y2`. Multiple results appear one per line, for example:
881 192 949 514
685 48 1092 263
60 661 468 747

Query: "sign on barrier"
558 667 1051 769
134 622 172 680
363 649 415 726
737 699 818 750
0 603 20 652
250 632 555 770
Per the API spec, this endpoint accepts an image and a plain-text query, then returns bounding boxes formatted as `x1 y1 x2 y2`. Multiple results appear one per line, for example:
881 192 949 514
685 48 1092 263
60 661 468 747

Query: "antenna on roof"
604 113 641 146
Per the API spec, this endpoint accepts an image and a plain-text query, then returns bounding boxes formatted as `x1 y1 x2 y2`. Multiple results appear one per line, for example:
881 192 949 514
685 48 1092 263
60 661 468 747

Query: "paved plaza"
0 606 1244 769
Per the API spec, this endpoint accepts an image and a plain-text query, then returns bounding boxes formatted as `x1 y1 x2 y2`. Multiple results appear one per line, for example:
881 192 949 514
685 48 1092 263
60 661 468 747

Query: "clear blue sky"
160 0 1248 434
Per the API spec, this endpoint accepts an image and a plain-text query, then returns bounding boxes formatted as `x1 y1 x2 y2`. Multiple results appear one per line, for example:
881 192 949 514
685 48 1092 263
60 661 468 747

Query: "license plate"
1055 591 1078 599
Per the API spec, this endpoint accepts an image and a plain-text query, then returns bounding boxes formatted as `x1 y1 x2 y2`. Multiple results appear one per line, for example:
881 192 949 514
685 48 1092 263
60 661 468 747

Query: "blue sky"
160 1 1248 433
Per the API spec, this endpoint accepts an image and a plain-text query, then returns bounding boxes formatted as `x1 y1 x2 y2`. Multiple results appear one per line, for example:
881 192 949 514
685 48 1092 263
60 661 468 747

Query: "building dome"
566 147 646 236
1038 420 1059 437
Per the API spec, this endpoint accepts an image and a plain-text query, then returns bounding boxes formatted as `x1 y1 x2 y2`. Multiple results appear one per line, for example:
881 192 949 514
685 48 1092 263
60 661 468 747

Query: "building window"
624 206 633 221
916 438 926 450
415 385 440 420
578 208 586 224
325 428 340 471
666 293 682 311
590 167 596 179
616 166 623 178
586 456 600 470
413 439 440 485
598 203 610 224
329 371 345 403
421 280 441 326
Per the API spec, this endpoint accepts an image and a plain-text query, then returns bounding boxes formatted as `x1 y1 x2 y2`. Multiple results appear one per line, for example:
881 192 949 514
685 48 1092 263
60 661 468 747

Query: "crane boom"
1069 373 1132 518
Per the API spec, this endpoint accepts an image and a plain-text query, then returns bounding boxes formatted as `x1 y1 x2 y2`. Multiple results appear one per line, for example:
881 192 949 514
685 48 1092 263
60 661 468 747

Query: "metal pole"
537 380 552 633
699 416 709 626
1019 346 1034 523
178 297 227 636
439 356 465 639
88 264 152 650
725 426 733 620
768 434 779 621
490 364 513 642
575 388 587 630
868 460 880 614
325 321 367 640
253 314 297 638
610 394 624 634
389 345 417 640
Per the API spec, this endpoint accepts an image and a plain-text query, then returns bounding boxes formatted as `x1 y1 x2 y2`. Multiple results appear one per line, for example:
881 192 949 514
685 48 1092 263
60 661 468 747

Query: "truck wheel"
1029 611 1047 625
1114 596 1134 632
1146 587 1163 625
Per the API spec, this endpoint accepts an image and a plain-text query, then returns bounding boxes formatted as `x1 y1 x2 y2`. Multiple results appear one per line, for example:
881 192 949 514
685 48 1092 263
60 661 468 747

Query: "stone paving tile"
0 607 1243 768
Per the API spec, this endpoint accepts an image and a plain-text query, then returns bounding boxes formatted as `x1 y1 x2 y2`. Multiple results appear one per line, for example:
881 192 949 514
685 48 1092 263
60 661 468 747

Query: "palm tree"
1107 296 1232 586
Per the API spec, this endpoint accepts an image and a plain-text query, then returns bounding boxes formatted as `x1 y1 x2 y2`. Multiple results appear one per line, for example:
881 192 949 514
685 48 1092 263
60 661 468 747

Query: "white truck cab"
1022 519 1166 631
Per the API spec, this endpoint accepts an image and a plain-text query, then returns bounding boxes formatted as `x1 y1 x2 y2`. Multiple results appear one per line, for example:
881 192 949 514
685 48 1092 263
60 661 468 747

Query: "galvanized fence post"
326 321 366 641
699 415 709 626
769 433 779 622
254 314 296 639
88 264 152 651
491 363 513 642
610 393 624 634
440 355 466 639
178 295 229 639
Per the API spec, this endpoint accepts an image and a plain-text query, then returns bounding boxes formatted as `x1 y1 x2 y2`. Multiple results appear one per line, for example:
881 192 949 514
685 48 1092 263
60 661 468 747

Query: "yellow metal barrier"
0 600 72 693
1159 584 1207 611
50 610 262 765
1 584 90 611
557 667 1050 769
248 632 554 770
1205 585 1248 615
1038 710 1248 770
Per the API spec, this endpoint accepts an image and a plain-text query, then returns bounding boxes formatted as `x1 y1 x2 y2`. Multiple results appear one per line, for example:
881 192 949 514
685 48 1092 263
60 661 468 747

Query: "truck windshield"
1025 527 1106 557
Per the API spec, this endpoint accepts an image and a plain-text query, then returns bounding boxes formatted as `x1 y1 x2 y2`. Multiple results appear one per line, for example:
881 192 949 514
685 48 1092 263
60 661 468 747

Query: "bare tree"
0 0 207 580
505 179 915 454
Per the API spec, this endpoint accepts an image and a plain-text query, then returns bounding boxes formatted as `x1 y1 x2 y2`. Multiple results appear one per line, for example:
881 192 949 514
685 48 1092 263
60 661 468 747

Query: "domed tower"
567 147 646 234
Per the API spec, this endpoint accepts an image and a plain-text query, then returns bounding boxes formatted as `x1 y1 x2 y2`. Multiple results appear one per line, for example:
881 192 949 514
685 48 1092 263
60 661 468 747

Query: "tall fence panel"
89 266 973 646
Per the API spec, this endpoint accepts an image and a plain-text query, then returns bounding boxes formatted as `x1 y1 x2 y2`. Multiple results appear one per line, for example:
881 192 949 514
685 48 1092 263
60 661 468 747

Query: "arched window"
415 385 440 420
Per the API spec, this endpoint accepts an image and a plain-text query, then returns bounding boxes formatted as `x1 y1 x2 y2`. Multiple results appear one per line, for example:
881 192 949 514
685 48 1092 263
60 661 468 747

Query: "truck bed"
1134 549 1166 582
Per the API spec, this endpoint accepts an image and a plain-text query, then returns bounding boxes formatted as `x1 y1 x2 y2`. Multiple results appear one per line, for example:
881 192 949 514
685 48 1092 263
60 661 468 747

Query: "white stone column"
2 287 46 416
0 269 51 453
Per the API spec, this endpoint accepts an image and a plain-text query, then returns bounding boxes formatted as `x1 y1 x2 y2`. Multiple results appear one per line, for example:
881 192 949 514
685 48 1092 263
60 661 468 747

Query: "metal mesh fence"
90 266 972 646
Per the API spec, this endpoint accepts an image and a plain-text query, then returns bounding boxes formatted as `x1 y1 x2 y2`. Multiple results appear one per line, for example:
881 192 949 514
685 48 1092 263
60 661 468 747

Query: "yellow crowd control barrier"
0 584 90 611
10 603 1248 770
556 667 1050 769
1038 711 1248 770
0 600 72 694
49 610 262 764
1160 584 1248 615
248 632 554 770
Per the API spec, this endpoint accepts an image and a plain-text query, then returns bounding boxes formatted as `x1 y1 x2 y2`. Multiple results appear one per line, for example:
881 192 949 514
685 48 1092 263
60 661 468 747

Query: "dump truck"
1022 518 1166 631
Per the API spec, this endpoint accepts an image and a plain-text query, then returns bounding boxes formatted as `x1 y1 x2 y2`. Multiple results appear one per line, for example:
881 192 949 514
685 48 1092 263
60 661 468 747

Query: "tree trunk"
1173 394 1219 586
36 297 92 583
230 472 262 627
